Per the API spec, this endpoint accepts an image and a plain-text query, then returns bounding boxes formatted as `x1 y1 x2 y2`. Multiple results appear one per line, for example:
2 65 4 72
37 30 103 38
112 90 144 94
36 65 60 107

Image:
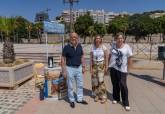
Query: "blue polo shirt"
62 43 83 67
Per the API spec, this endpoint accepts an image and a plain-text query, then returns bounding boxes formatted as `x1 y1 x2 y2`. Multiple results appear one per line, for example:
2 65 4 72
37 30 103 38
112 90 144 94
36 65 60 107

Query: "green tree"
128 14 156 42
34 22 43 43
15 16 29 43
74 12 94 43
0 17 16 63
107 15 129 37
26 22 33 43
87 25 96 43
94 22 107 36
140 15 154 42
0 17 4 42
158 15 165 42
128 14 146 42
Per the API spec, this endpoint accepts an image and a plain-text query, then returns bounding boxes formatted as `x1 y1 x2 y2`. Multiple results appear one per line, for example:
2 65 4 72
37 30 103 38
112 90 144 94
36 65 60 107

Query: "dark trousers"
110 67 129 106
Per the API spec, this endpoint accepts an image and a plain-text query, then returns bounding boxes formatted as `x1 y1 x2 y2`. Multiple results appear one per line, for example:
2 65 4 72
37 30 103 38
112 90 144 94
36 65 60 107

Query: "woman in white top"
90 35 108 104
108 32 132 111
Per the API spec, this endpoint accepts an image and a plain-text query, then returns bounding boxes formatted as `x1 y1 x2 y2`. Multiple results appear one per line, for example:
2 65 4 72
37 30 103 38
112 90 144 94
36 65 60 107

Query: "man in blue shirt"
61 32 88 108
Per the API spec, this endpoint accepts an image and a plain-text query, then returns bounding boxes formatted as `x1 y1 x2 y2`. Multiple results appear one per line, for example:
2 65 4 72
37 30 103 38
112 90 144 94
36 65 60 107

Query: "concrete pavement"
14 59 165 114
0 79 35 114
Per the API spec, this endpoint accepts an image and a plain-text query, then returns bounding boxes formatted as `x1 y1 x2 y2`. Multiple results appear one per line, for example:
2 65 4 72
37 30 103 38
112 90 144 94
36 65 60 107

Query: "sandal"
100 98 107 104
94 96 99 102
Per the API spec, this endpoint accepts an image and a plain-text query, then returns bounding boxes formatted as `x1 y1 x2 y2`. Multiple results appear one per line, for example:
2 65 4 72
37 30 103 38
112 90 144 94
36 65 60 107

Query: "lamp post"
63 0 79 32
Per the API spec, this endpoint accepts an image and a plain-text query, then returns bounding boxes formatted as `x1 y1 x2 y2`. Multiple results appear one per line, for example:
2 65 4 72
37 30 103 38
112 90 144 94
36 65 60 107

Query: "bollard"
163 61 165 80
158 46 165 80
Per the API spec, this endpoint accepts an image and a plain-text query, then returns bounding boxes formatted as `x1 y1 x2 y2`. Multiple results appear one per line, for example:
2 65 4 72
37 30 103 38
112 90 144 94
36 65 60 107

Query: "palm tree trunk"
0 31 3 42
39 30 42 44
28 31 31 43
163 34 165 43
13 30 15 43
16 32 18 43
3 38 15 63
83 36 86 44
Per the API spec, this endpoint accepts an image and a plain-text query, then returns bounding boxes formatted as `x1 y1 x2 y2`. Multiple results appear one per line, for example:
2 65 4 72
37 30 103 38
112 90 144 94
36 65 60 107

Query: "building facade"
60 9 129 25
150 12 165 18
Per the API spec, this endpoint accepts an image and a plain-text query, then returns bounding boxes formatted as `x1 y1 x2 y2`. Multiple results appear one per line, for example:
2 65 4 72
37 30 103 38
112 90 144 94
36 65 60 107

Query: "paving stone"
0 79 36 114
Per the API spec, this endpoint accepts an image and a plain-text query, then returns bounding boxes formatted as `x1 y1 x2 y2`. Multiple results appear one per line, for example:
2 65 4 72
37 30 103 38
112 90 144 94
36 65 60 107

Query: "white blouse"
109 43 133 73
91 44 107 62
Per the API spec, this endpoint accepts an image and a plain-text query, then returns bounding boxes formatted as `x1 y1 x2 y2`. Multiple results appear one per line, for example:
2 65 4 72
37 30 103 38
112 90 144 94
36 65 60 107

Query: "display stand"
44 67 67 100
42 21 66 100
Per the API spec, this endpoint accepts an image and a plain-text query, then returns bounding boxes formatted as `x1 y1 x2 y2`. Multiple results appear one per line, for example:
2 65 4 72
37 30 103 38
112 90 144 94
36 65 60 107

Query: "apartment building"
60 9 128 24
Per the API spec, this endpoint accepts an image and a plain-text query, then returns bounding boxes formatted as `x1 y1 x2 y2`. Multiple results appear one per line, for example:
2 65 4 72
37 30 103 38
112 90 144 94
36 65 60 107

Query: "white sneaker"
112 100 117 104
125 106 131 111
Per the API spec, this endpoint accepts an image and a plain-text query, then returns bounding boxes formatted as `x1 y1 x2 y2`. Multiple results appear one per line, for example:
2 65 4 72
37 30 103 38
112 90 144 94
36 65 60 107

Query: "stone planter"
0 61 33 88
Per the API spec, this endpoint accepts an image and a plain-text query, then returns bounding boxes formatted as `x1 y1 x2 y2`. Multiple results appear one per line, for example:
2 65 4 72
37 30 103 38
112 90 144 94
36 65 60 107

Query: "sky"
0 0 165 22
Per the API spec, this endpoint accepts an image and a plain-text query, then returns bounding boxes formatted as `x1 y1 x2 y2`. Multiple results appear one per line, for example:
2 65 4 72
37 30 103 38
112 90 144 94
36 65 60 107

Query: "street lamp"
63 0 79 32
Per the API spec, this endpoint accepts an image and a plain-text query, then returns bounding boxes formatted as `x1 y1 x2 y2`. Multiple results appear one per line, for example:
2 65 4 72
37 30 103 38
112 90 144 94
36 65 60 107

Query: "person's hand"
90 69 94 77
82 66 86 74
104 67 108 76
62 71 67 79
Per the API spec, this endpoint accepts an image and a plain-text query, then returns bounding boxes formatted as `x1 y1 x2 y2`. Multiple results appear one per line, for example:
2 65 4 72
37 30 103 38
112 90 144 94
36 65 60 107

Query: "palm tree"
12 17 20 43
0 17 4 42
26 22 32 43
1 17 16 63
87 25 96 43
15 16 30 43
34 22 43 43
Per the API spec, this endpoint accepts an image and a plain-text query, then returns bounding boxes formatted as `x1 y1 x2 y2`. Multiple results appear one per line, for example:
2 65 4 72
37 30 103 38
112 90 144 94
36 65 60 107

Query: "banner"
43 21 65 34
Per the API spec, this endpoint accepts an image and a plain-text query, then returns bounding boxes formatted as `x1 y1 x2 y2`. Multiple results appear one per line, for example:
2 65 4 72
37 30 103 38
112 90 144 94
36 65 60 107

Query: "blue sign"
43 21 65 34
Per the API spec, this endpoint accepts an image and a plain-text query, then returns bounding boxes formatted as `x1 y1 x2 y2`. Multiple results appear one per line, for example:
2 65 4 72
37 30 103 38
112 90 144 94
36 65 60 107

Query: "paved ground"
0 44 165 114
13 60 165 114
0 79 35 114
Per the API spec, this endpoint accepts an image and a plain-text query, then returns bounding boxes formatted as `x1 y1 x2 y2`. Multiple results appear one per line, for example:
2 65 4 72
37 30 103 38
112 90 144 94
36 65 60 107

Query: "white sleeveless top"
91 44 107 62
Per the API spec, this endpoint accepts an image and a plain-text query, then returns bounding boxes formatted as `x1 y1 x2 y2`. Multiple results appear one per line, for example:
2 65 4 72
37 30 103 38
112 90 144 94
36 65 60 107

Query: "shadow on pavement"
61 87 113 104
83 88 92 97
129 72 165 87
61 88 95 104
83 87 113 102
107 91 113 101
